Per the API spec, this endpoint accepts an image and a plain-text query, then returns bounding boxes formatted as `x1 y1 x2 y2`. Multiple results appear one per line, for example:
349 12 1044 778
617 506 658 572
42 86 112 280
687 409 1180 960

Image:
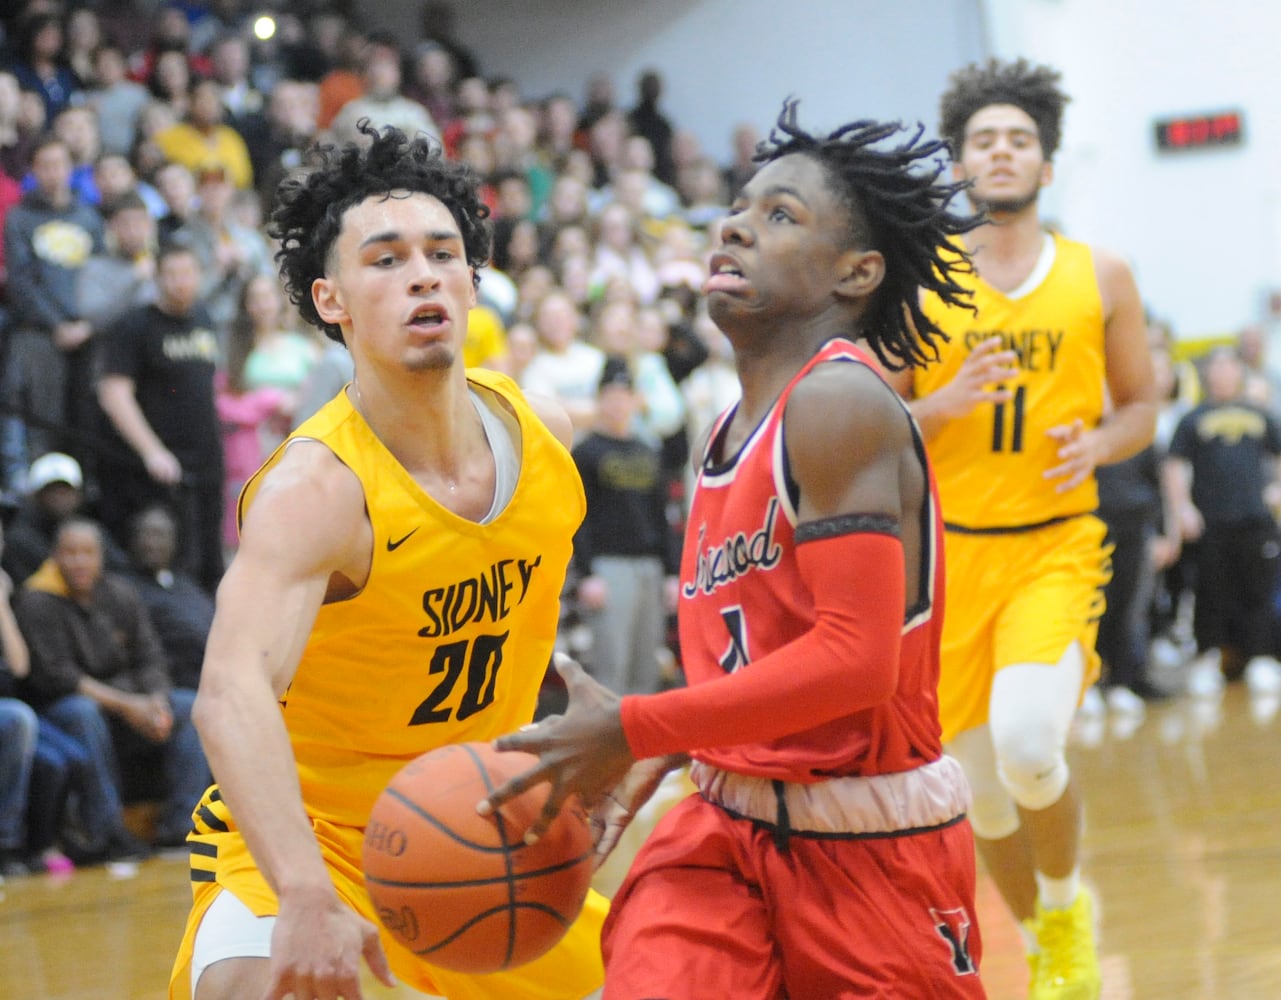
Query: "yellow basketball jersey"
240 368 585 830
916 233 1106 529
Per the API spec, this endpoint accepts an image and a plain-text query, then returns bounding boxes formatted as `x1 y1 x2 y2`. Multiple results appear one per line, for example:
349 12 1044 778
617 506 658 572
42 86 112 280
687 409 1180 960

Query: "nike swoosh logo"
387 528 419 552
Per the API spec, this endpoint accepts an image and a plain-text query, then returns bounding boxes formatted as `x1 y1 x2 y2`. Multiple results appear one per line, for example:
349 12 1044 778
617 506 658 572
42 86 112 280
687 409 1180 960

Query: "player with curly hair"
169 122 607 1000
890 60 1156 999
482 99 988 997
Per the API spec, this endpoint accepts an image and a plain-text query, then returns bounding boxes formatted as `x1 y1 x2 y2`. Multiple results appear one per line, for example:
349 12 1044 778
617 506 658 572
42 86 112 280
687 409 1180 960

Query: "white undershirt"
1002 232 1057 300
471 385 520 524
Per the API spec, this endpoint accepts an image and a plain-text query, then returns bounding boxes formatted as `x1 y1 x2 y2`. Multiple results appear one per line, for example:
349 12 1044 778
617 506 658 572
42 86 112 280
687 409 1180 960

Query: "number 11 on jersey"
991 385 1027 453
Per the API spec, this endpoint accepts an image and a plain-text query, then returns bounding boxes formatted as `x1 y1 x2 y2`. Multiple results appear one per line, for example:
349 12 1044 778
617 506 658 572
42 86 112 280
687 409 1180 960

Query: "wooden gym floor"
2 680 1279 1000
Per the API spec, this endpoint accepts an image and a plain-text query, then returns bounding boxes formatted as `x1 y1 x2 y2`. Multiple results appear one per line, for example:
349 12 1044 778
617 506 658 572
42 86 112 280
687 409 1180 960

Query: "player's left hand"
479 653 635 845
1043 418 1105 493
589 754 685 867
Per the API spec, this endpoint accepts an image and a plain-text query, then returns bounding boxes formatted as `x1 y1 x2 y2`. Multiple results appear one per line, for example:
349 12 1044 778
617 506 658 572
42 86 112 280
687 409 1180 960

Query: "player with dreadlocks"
481 99 989 997
889 60 1155 1000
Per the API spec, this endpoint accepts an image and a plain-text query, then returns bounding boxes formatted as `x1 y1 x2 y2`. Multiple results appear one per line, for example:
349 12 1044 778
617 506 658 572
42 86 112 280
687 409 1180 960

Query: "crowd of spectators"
1 0 1275 884
1085 318 1281 730
0 0 752 877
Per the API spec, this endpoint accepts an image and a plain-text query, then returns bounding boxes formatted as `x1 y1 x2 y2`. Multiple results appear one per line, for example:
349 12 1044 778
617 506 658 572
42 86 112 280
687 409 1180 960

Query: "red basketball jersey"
678 338 947 781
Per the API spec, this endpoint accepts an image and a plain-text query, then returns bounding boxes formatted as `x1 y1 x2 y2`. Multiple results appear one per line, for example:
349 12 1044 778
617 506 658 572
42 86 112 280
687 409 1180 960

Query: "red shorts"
602 794 985 999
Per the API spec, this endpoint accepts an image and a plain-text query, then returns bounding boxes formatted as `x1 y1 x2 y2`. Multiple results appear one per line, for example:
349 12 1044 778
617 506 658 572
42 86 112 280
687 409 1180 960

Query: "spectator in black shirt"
1167 346 1281 693
123 505 213 691
627 69 676 188
97 243 225 593
571 356 680 695
1095 444 1180 707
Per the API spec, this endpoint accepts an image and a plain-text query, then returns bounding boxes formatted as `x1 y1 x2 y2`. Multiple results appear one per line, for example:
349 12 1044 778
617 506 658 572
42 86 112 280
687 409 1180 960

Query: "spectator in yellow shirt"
154 80 253 191
463 302 509 370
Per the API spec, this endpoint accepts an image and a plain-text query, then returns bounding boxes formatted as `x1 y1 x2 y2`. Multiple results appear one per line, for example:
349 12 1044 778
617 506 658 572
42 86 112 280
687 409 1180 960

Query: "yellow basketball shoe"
1031 889 1101 999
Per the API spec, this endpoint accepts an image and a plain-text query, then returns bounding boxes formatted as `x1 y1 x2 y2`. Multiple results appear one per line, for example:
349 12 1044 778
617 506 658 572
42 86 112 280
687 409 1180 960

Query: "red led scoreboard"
1154 110 1244 152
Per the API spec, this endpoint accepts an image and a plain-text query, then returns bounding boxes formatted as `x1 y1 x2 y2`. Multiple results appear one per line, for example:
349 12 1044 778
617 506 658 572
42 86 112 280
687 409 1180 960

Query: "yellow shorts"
937 515 1112 744
170 787 607 1000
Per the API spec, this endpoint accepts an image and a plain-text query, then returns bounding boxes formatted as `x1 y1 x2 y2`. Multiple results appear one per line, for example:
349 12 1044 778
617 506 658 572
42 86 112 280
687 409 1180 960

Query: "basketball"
361 741 594 974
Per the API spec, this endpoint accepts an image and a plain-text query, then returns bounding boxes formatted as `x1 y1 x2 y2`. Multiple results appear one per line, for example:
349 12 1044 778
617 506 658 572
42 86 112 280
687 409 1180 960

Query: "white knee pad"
993 737 1070 812
947 726 1020 840
987 649 1083 812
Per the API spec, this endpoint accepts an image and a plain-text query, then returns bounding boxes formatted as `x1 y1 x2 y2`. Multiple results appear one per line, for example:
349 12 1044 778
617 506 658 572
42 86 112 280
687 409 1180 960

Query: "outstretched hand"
1043 418 1105 493
478 654 635 846
931 336 1020 421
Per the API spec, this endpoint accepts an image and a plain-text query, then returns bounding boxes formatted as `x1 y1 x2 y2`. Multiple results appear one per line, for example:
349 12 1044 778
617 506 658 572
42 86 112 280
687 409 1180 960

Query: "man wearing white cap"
0 452 126 586
27 451 83 494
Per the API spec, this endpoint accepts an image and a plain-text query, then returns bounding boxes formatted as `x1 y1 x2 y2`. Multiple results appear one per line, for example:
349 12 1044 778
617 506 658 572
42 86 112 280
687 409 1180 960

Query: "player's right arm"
884 336 1019 441
192 440 392 999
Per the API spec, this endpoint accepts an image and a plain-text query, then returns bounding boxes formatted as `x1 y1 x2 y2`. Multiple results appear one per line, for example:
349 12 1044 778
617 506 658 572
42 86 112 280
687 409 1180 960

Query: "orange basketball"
361 741 594 974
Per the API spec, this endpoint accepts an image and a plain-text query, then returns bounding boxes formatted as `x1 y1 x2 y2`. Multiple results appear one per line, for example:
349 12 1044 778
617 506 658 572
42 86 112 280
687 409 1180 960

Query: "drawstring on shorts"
771 779 792 851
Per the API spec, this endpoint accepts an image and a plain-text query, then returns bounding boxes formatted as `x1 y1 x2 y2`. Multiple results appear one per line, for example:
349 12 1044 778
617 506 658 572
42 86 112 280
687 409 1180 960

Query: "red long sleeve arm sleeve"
620 530 905 759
